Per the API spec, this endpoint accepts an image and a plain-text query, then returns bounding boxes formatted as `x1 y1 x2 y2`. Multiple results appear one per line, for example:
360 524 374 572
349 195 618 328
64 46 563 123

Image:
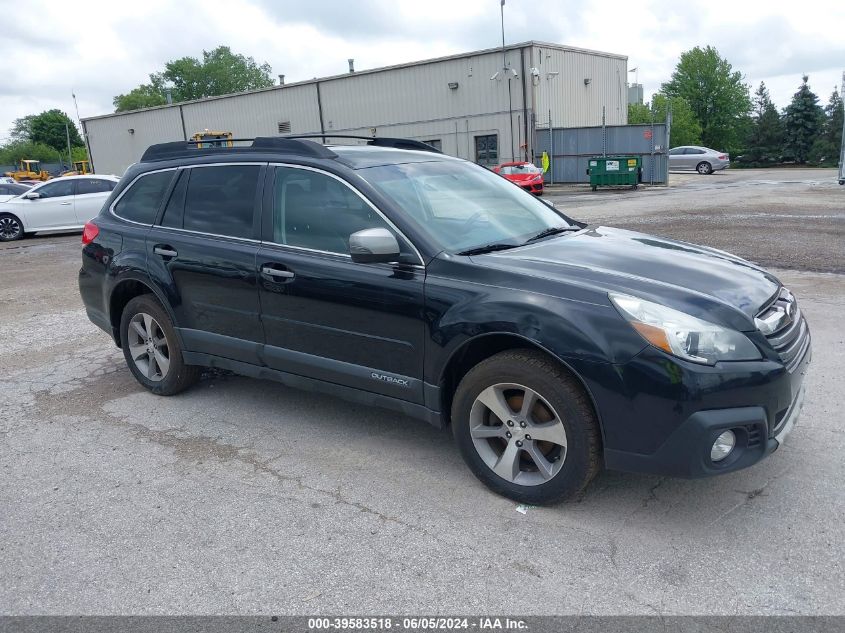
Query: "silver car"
668 146 730 174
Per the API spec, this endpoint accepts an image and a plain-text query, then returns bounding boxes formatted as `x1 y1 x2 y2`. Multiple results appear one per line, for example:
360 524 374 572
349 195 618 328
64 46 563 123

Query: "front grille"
756 287 810 371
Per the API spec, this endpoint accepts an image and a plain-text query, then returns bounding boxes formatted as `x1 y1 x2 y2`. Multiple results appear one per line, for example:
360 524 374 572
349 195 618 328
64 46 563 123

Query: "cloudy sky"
2 0 843 140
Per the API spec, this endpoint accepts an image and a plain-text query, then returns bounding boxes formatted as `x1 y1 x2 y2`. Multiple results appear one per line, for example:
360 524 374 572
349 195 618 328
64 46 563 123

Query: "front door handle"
60 202 72 206
154 245 178 258
261 265 295 279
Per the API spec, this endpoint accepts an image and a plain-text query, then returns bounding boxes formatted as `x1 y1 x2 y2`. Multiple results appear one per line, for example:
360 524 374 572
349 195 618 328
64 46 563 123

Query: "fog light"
711 430 736 462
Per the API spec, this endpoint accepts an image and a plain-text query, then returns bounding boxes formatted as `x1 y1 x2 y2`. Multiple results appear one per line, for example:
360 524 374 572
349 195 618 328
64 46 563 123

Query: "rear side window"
77 178 116 195
182 165 260 238
159 170 188 229
114 171 174 224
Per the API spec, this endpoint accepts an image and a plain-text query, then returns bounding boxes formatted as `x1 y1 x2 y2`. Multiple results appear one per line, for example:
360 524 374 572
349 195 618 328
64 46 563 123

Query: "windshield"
500 163 542 175
359 160 576 253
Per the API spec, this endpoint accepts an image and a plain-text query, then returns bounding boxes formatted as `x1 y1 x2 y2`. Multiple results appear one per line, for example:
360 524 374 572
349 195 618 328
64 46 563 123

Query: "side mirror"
349 228 400 264
24 191 41 200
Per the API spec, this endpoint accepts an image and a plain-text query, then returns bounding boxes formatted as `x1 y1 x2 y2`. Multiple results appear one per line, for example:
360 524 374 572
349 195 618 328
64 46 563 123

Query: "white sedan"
0 175 119 242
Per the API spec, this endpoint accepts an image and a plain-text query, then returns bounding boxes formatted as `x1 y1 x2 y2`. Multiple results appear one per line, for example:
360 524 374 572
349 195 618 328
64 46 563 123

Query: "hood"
503 172 542 183
476 226 780 325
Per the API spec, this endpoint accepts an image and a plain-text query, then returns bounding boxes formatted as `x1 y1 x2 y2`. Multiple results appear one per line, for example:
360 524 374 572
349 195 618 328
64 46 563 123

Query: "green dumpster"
587 156 641 190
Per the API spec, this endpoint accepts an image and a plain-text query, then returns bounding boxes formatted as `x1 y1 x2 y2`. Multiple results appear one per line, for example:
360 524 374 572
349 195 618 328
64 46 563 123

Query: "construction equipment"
59 160 91 177
4 159 51 182
190 130 233 149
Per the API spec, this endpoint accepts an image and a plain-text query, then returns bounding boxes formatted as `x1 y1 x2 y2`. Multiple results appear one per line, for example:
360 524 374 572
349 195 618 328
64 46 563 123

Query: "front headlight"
609 293 760 365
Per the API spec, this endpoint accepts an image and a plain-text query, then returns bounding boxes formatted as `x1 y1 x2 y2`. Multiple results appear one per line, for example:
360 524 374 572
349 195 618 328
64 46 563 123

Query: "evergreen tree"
783 75 823 164
809 87 844 165
743 82 784 164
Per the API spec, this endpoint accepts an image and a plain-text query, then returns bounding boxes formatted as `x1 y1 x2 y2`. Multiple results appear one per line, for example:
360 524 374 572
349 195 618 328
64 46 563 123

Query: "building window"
474 134 498 166
423 139 442 151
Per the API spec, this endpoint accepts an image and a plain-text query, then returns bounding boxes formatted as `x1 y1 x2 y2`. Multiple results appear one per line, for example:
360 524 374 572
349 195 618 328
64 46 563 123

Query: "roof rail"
282 134 443 154
140 137 337 162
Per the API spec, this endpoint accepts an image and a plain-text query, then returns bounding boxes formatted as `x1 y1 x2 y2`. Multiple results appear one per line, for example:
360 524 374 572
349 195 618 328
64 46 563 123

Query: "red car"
492 161 545 195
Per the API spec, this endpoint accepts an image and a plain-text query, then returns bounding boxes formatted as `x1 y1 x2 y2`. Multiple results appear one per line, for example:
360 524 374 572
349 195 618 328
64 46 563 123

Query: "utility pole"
65 122 72 170
839 71 845 185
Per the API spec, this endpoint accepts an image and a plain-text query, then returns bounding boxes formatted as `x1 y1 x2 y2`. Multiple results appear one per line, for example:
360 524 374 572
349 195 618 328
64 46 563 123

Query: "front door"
23 178 76 229
146 164 265 364
257 165 426 403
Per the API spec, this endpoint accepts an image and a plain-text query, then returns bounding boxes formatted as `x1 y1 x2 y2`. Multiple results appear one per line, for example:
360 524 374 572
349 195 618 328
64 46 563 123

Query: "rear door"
256 165 427 403
74 177 117 224
146 163 265 364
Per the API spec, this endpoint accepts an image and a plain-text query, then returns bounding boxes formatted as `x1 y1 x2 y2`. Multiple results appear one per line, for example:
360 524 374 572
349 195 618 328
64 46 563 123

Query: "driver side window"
36 180 75 198
271 167 406 257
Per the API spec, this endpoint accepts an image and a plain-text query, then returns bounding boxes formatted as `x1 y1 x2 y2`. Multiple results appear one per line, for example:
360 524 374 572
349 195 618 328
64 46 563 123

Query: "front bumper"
591 336 811 478
519 181 544 194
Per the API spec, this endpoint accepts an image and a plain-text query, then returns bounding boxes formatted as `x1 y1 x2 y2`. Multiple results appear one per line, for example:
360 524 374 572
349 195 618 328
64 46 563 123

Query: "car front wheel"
120 295 200 395
451 350 602 504
0 213 24 241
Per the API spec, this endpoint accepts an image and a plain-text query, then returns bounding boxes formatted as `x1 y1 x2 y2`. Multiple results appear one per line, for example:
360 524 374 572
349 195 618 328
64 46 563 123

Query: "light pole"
546 71 559 185
491 0 518 162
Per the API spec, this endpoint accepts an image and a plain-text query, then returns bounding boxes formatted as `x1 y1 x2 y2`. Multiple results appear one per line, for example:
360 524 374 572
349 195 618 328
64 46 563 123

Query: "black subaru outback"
79 136 811 504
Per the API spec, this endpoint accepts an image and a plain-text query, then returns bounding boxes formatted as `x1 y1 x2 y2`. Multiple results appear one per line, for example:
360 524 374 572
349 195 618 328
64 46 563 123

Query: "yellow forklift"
4 159 51 182
191 130 233 148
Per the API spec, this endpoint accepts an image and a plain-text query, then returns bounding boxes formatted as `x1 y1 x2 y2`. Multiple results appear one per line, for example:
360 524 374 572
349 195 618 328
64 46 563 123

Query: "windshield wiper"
456 242 521 256
523 226 581 244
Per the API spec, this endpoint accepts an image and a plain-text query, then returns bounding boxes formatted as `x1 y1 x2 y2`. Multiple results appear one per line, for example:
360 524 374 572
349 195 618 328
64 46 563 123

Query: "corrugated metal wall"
180 83 322 139
534 123 669 184
531 45 627 128
84 106 183 175
83 43 627 175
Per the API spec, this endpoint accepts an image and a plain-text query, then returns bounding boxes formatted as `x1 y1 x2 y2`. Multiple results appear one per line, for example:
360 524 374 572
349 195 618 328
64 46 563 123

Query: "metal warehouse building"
83 41 628 176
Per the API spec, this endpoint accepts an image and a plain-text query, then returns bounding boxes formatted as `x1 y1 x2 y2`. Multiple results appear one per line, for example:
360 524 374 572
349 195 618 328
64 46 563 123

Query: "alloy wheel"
127 312 170 382
469 383 568 486
0 216 21 240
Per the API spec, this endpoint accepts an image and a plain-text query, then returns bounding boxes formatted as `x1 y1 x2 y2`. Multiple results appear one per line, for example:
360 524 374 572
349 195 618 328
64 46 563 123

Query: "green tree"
783 75 824 164
113 84 167 112
8 110 83 154
661 46 751 153
743 82 784 164
9 115 35 142
809 87 843 165
0 141 63 166
628 94 702 147
114 45 275 112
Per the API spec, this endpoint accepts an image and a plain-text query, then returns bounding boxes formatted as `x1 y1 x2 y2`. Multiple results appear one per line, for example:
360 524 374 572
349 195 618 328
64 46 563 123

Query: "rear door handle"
261 265 295 279
154 245 178 258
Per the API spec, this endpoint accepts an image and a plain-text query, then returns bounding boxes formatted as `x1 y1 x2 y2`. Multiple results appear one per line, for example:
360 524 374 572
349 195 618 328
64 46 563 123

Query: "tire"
0 213 24 242
591 185 597 191
451 350 602 504
119 295 200 396
696 161 713 175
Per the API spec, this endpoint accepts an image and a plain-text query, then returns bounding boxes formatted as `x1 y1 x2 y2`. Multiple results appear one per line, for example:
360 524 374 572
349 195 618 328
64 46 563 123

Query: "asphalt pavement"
1 168 843 615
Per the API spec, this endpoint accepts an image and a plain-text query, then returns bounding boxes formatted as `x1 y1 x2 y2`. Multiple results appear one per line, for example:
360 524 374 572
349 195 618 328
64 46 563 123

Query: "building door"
475 134 498 166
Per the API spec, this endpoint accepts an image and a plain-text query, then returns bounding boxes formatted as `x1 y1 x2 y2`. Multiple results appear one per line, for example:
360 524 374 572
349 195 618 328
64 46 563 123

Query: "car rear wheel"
120 295 200 395
451 350 602 504
0 213 23 241
697 161 713 175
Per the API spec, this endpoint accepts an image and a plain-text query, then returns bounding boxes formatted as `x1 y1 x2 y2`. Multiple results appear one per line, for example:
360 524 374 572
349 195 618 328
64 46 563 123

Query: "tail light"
82 221 99 245
718 155 727 160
